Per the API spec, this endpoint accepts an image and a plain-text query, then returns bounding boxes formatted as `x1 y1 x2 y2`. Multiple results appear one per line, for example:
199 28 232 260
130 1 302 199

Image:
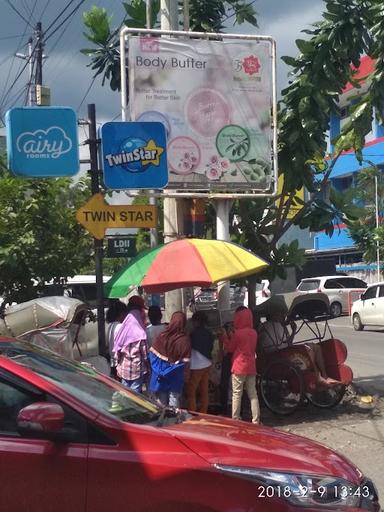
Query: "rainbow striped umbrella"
104 238 268 297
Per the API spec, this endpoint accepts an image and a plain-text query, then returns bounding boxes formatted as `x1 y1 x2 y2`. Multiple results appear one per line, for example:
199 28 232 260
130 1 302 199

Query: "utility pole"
15 22 47 106
161 0 185 318
87 104 107 357
16 37 35 105
35 22 43 88
146 1 159 249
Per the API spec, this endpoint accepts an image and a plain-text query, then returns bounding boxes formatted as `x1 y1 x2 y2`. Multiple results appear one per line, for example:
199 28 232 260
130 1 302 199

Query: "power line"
5 0 34 28
21 0 38 25
77 76 97 112
0 34 32 41
45 0 87 43
44 0 82 39
38 0 52 22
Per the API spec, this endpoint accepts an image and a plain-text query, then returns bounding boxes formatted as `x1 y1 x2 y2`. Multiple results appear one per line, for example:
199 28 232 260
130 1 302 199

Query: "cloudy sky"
0 0 324 131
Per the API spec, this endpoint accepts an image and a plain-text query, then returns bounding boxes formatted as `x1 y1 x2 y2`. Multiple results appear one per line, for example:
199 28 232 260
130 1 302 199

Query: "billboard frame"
120 27 277 199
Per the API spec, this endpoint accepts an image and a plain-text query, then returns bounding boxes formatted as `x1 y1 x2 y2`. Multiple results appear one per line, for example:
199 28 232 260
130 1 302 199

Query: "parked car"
0 338 380 512
192 285 245 310
243 279 271 307
296 275 367 317
351 282 384 330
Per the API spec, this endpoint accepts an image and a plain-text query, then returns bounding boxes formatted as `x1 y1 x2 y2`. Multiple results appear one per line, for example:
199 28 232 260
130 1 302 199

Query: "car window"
349 278 367 288
338 277 367 288
298 280 320 291
363 286 378 300
324 278 343 289
0 341 161 425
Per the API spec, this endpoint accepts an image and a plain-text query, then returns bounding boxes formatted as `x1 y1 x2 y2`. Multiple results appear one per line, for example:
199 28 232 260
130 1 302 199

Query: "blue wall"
314 227 355 251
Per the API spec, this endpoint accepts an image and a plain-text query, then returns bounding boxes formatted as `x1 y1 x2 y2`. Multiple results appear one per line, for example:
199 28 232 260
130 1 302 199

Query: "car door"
359 285 378 324
323 278 345 310
0 369 88 512
370 285 384 324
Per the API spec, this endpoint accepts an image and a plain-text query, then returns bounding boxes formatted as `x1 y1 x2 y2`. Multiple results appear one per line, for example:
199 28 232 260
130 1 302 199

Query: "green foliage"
348 165 384 263
81 1 257 92
81 0 384 282
0 171 93 306
82 6 121 90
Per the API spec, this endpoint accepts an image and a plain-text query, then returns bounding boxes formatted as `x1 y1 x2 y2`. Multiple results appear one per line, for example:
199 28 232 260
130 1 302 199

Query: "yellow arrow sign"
76 193 157 240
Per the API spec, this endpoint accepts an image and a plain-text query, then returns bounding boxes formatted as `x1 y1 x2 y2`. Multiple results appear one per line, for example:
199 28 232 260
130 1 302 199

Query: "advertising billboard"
5 107 79 177
100 121 168 189
128 35 276 193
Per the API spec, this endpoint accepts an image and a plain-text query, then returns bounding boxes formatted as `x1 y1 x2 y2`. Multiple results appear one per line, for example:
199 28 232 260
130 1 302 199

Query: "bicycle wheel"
260 360 303 415
306 384 346 408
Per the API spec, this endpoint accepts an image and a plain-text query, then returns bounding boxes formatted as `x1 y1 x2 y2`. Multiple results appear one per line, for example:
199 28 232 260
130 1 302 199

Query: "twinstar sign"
76 193 157 240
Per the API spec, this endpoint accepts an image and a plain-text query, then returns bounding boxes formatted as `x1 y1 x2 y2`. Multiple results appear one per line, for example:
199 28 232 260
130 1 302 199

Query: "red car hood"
165 414 362 484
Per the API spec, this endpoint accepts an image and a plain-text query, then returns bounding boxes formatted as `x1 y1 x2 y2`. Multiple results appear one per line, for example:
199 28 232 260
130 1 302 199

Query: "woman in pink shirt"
222 307 260 424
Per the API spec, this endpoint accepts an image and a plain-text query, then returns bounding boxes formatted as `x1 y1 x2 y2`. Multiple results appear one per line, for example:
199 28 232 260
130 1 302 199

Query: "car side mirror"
17 402 64 438
360 293 366 301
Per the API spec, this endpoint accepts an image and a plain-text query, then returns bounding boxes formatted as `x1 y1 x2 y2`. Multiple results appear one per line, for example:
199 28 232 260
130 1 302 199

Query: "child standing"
222 307 260 424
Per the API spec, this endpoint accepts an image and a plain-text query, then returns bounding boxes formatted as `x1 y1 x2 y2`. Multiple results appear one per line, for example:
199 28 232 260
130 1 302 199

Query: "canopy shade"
105 238 269 297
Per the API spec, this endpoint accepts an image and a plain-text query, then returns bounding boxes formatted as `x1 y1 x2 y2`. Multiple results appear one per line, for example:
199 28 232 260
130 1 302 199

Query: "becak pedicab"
255 292 353 415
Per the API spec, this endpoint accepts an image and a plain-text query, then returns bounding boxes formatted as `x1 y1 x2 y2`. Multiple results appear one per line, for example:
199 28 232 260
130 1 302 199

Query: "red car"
0 337 379 512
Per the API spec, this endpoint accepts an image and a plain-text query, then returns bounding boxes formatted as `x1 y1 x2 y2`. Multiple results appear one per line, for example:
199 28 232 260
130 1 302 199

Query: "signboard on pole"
128 35 276 193
5 106 79 177
107 236 137 258
76 193 157 239
100 121 168 189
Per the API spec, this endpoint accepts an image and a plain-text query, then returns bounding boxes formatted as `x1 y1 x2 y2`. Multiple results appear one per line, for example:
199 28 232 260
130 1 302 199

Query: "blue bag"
149 352 185 393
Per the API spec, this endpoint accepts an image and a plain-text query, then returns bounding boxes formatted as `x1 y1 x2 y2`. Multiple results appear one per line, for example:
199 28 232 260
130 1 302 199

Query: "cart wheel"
260 360 303 415
306 384 346 408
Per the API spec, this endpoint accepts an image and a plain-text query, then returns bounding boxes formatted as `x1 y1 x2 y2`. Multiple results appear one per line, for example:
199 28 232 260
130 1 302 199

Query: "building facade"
310 56 383 283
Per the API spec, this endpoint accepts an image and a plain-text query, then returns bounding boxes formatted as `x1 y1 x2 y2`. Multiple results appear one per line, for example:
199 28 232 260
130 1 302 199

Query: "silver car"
296 275 367 317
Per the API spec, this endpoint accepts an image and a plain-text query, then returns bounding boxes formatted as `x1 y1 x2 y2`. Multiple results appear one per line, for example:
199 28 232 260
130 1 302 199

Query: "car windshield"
0 341 162 425
298 280 320 291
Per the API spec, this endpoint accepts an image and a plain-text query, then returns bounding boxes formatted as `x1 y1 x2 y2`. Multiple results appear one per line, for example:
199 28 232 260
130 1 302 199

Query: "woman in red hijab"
149 311 191 408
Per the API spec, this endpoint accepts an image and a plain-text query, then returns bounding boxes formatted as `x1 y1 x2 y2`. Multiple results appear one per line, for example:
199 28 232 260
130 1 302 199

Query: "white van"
296 275 367 317
42 275 111 307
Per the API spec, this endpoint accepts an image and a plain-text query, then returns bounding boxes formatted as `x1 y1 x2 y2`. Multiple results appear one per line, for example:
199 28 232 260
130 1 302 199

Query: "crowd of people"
105 296 340 424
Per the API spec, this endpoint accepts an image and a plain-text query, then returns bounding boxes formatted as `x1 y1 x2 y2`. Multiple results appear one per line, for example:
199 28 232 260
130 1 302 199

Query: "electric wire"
37 0 52 22
77 76 97 112
5 0 34 28
21 0 38 25
44 0 85 40
0 34 31 41
0 1 39 116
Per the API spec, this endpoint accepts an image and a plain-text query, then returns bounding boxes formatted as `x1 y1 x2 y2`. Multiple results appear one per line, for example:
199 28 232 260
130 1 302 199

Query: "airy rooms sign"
5 107 79 177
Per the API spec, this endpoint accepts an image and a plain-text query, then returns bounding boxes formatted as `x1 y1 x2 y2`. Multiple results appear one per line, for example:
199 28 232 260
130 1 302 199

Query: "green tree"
81 0 384 281
0 159 93 307
348 166 384 262
81 1 258 91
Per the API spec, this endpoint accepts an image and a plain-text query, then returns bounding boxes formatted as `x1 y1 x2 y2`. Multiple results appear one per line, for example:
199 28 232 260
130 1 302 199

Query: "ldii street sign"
107 236 137 258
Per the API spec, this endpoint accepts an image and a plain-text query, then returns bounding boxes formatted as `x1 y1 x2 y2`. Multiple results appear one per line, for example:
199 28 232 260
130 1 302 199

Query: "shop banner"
128 35 275 192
